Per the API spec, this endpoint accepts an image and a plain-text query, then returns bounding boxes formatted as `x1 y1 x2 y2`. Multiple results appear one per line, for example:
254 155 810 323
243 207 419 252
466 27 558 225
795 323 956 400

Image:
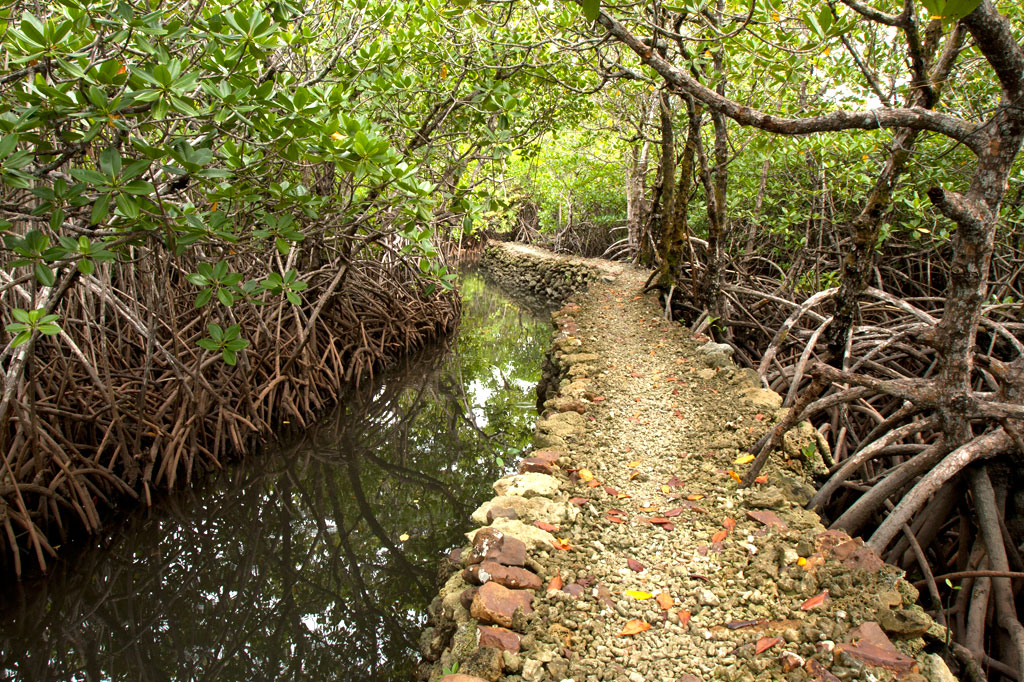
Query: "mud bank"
418 242 956 682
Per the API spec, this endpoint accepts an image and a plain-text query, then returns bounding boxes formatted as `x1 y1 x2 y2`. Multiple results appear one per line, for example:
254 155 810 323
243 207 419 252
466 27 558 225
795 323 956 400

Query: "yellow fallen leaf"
579 468 595 482
628 460 642 467
661 485 671 494
656 591 674 610
797 557 807 566
728 470 742 484
734 454 755 465
625 590 653 600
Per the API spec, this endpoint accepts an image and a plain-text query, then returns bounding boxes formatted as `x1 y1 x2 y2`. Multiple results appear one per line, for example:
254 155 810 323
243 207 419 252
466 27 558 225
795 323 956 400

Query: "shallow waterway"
0 271 549 682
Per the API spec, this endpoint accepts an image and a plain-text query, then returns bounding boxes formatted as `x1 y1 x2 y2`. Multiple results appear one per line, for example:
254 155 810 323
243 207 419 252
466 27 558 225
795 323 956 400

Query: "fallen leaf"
754 475 768 485
687 494 705 501
579 468 594 482
663 507 684 517
548 576 564 591
712 529 728 543
666 477 684 488
552 538 571 551
755 636 781 654
638 505 659 513
801 590 829 611
678 609 691 627
625 590 653 600
630 372 643 378
627 558 645 572
587 480 601 488
605 515 626 524
656 591 674 610
629 471 642 480
616 492 631 499
723 517 736 531
628 460 642 467
661 485 671 494
605 486 619 496
734 454 755 465
648 517 671 524
728 470 743 484
618 619 651 636
569 497 588 506
755 413 765 421
592 396 606 402
534 521 558 532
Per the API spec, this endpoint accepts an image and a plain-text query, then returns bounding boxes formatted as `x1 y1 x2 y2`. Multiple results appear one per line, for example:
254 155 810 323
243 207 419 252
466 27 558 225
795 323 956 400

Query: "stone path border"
417 243 957 682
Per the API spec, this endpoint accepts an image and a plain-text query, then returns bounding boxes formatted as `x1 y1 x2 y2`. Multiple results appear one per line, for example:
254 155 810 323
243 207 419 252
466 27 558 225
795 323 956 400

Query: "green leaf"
194 288 213 307
77 258 95 275
581 0 600 21
222 348 237 365
91 193 111 225
33 262 55 286
37 323 61 335
216 287 234 306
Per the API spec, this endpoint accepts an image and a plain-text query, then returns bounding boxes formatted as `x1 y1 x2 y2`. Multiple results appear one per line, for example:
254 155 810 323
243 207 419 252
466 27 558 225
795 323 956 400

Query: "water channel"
0 271 550 682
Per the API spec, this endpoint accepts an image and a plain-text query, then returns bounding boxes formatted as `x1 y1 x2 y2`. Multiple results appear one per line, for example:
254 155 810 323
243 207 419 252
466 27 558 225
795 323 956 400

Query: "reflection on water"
0 271 549 682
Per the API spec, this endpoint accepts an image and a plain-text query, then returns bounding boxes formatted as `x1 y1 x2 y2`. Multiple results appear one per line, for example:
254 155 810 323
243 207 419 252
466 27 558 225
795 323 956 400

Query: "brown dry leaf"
627 558 645 572
569 497 588 506
548 575 564 591
618 619 651 637
755 636 781 654
678 609 691 627
723 517 736 531
711 529 728 543
605 486 619 496
801 589 829 611
663 507 684 517
656 591 674 610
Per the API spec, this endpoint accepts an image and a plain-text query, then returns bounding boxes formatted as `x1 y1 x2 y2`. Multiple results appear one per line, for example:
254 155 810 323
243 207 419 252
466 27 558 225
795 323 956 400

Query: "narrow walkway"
425 244 954 682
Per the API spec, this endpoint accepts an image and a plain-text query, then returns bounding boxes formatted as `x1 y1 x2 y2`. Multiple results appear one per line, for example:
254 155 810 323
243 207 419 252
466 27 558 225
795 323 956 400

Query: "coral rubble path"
428 245 952 682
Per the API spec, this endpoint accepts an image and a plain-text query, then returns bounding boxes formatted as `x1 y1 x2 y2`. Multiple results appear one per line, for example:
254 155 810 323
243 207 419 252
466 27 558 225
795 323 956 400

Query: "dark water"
0 272 550 682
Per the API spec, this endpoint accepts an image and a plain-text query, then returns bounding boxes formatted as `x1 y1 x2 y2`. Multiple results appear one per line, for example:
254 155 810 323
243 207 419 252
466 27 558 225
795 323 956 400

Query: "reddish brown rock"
463 561 543 590
518 457 554 475
837 622 918 676
562 583 584 598
460 587 478 611
470 581 534 628
833 539 886 573
477 625 522 653
805 658 841 682
440 675 490 682
532 450 562 464
465 528 527 567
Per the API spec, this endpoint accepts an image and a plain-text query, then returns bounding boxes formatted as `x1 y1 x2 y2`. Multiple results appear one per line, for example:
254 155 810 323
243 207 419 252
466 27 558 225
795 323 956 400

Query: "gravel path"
424 245 955 682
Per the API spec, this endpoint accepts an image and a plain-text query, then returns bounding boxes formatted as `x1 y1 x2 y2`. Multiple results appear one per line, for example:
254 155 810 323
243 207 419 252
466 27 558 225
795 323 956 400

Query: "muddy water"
0 272 549 682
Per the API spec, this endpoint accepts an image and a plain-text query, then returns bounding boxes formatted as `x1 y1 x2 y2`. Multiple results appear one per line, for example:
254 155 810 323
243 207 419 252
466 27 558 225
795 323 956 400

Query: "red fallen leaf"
754 475 768 485
711 529 729 543
534 521 559 532
605 486 619 496
587 479 601 488
605 515 626 524
663 507 684 517
648 516 671 524
755 636 781 654
592 396 606 402
551 539 571 551
666 477 684 488
627 558 645 572
656 591 674 610
569 497 588 506
548 575 564 591
723 517 736 531
618 619 651 636
608 508 626 515
678 609 691 627
660 522 675 531
754 413 765 421
629 372 643 378
801 589 829 611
